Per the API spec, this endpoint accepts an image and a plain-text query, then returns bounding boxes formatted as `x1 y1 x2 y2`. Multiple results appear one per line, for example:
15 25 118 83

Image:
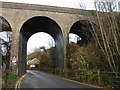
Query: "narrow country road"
20 70 101 89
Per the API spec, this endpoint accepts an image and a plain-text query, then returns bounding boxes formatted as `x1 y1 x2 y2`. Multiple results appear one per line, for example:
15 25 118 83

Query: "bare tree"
75 0 86 9
91 0 120 74
94 0 119 12
0 31 12 69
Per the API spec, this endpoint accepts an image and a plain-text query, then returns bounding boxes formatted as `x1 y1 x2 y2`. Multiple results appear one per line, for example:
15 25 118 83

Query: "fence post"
97 69 100 84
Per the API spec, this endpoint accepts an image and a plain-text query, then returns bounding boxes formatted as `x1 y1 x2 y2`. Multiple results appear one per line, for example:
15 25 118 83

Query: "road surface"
20 70 102 89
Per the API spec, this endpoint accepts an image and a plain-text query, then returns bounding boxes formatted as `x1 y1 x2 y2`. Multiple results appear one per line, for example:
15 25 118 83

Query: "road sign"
12 56 17 63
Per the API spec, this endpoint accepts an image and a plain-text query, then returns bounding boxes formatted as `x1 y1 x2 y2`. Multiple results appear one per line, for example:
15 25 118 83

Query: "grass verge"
5 73 17 87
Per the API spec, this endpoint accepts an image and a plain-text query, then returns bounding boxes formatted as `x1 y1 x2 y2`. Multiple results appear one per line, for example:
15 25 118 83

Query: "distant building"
27 58 40 66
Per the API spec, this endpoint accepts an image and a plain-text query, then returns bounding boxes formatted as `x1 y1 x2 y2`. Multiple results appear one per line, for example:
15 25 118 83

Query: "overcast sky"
0 0 95 10
27 32 55 54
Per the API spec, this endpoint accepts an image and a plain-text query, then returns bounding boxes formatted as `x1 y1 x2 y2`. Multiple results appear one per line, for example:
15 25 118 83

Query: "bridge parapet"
1 1 93 16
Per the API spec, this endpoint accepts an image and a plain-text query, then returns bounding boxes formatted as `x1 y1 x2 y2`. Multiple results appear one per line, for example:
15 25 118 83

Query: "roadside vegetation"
67 42 119 88
5 73 17 87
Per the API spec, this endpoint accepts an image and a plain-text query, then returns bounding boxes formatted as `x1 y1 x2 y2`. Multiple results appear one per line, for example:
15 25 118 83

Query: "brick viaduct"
0 2 99 75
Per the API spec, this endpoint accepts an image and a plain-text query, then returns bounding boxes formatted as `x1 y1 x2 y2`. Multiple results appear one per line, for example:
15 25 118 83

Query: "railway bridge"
0 1 98 75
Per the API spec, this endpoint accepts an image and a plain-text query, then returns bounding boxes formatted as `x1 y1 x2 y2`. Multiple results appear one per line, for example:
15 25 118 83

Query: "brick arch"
18 16 64 75
69 20 94 45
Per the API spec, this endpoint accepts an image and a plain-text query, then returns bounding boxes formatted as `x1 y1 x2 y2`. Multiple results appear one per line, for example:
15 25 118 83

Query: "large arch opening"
0 16 12 71
19 16 64 75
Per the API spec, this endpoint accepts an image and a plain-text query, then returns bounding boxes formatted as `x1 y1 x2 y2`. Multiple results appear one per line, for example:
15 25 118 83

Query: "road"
20 70 102 89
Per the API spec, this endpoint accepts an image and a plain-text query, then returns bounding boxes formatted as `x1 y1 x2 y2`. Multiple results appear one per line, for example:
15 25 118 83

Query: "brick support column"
10 29 20 75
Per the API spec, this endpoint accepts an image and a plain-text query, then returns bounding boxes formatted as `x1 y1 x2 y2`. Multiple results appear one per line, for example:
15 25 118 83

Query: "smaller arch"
0 16 12 32
69 20 93 45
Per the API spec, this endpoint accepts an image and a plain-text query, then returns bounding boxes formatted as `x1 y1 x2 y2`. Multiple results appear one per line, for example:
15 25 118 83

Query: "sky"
27 32 55 54
0 0 95 10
